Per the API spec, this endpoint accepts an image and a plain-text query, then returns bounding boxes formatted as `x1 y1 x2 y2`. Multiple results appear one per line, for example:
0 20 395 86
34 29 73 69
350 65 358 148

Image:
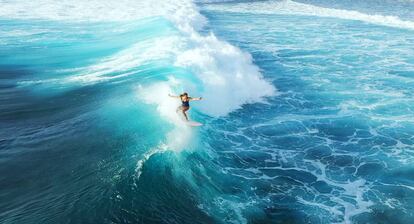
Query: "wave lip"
203 0 414 30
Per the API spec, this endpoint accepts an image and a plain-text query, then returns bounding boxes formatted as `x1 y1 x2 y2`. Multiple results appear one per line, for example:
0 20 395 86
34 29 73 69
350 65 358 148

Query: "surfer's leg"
182 107 189 121
183 112 189 121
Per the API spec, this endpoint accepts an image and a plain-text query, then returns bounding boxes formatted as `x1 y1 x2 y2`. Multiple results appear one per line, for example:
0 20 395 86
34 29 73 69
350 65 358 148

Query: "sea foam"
203 0 414 30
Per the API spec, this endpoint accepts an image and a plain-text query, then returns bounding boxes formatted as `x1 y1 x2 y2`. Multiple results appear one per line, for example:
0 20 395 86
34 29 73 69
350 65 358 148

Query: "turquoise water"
1 0 414 223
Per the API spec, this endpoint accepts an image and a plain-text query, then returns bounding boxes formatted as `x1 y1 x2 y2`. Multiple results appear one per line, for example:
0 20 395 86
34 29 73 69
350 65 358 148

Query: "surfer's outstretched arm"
168 94 180 98
190 97 202 101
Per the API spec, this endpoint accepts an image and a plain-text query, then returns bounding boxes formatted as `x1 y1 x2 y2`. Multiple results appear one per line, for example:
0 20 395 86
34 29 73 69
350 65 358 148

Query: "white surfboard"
186 120 203 127
176 109 202 126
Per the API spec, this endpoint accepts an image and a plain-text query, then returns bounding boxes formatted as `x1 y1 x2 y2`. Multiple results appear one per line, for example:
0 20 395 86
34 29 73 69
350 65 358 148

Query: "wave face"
1 0 414 223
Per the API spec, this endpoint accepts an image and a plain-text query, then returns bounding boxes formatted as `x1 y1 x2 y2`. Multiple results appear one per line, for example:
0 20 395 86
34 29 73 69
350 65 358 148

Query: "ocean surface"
1 0 414 223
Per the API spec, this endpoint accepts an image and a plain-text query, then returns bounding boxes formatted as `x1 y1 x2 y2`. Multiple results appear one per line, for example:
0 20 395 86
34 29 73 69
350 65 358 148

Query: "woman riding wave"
168 92 202 121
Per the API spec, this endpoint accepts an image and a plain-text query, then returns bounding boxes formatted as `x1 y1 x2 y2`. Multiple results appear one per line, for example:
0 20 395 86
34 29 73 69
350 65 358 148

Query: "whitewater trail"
203 0 414 30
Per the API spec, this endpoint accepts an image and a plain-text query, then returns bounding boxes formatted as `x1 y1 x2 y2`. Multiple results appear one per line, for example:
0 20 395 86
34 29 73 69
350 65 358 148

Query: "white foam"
203 0 414 30
135 144 168 179
137 82 195 150
0 0 200 24
307 161 374 223
174 33 276 116
137 81 184 124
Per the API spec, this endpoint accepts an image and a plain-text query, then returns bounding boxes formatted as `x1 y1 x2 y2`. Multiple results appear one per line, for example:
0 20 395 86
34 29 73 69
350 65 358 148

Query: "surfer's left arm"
168 94 180 98
190 97 202 101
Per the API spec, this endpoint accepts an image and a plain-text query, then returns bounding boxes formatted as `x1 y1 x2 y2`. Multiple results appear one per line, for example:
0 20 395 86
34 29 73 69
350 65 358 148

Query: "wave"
2 1 276 200
202 0 414 30
5 0 275 118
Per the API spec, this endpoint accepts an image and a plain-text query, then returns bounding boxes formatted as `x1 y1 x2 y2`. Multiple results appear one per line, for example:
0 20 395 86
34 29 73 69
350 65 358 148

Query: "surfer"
168 92 202 121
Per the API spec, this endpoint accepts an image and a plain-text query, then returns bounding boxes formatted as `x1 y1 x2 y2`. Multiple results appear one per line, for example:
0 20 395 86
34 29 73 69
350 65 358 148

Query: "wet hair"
180 92 188 97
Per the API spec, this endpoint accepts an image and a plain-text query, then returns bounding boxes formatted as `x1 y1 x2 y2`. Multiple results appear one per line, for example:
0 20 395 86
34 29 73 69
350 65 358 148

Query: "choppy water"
1 0 414 223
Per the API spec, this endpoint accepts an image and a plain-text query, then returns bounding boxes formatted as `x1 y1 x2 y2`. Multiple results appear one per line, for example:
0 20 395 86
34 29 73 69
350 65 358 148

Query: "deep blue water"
1 0 414 223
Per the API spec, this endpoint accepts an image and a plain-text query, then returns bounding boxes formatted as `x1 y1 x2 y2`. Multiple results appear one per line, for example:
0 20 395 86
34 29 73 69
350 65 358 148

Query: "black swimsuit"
182 100 189 107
